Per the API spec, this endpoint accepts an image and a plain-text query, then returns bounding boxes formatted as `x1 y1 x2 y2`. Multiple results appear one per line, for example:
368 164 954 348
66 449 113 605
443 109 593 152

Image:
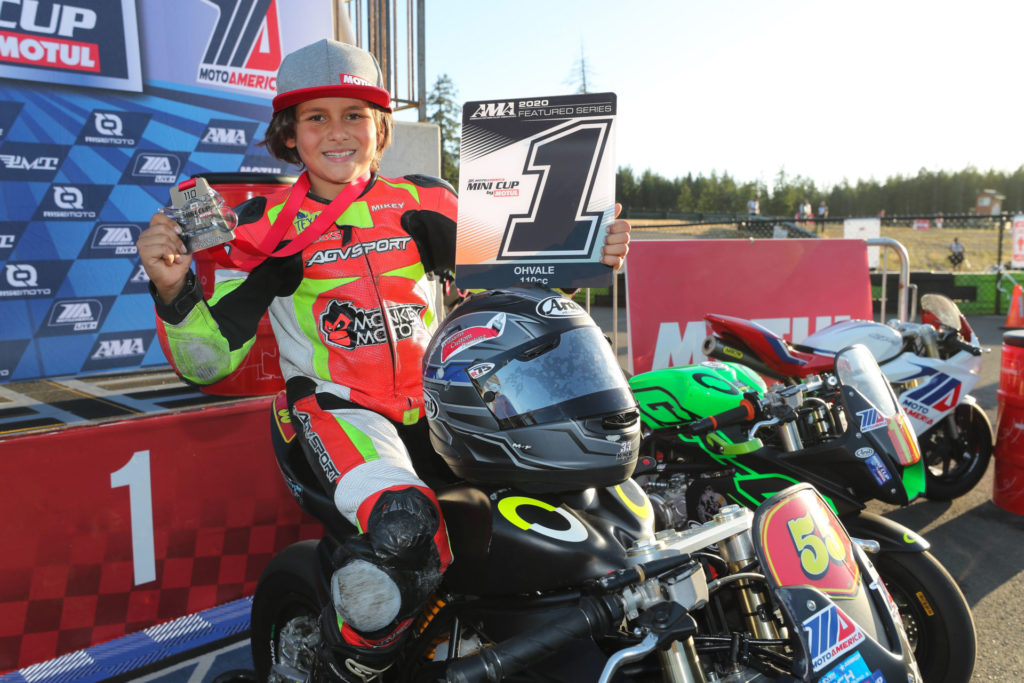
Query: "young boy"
137 38 630 680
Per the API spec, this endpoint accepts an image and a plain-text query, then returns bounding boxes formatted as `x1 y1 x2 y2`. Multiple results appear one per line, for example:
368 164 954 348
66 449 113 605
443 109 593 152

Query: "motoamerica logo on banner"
79 223 141 258
195 0 282 95
119 150 185 185
44 297 108 333
320 300 426 350
0 0 142 92
0 142 69 181
76 109 150 147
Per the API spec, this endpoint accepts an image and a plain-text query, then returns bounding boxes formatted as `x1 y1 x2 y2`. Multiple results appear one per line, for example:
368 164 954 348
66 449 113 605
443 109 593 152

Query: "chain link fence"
620 212 1021 317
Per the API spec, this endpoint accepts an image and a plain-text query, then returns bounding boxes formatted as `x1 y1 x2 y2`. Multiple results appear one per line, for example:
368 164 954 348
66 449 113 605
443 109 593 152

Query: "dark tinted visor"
471 326 634 426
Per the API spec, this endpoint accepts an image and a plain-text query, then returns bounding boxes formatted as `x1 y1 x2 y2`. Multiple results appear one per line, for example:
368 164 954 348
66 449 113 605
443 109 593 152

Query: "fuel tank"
801 319 903 364
438 479 656 595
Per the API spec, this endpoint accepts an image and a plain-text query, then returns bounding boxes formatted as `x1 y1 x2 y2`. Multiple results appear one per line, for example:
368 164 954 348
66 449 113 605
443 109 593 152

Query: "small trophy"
160 177 238 252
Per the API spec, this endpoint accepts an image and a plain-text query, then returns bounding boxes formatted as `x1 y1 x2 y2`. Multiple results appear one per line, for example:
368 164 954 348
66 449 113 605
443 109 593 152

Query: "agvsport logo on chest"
305 235 413 266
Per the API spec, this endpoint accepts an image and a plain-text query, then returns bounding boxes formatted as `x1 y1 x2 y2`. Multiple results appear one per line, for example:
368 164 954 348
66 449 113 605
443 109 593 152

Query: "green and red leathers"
152 173 456 644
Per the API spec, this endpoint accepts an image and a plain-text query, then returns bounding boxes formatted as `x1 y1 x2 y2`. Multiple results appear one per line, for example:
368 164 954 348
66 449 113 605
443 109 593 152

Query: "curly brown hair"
260 103 393 172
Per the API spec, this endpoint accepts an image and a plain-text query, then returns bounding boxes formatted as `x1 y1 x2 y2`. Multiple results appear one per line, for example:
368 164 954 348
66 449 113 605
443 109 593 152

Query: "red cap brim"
272 85 392 113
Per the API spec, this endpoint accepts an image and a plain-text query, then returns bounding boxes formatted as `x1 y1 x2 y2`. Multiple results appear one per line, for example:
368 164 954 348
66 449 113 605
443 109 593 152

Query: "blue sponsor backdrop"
0 0 329 382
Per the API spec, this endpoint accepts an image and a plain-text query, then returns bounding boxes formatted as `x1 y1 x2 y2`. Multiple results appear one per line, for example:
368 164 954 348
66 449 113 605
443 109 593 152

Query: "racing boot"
314 605 404 682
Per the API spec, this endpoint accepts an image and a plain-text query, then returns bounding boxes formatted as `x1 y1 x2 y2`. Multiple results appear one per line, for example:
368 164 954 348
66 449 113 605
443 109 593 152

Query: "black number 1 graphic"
501 119 612 259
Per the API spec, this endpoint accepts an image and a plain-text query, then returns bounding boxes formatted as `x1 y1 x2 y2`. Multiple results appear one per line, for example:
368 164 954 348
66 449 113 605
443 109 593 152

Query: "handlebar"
651 394 761 439
443 554 697 683
444 593 622 683
939 328 983 356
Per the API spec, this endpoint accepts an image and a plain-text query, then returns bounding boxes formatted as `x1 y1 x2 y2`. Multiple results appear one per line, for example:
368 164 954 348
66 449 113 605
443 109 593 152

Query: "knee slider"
365 488 442 569
331 489 445 637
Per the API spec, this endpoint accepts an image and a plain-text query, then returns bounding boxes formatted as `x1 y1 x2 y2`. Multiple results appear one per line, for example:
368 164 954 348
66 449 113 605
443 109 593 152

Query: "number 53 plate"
455 92 617 290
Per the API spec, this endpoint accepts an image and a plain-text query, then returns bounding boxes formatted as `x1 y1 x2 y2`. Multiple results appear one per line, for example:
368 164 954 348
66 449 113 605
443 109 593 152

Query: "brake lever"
598 632 659 683
748 416 780 440
597 604 698 683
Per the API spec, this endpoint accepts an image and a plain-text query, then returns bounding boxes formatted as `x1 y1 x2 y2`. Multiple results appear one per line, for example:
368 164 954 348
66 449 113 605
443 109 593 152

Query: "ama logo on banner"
196 0 282 95
196 118 260 154
83 330 154 371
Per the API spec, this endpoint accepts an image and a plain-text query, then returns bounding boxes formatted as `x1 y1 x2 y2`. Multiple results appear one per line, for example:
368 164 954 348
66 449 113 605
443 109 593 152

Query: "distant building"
975 189 1006 215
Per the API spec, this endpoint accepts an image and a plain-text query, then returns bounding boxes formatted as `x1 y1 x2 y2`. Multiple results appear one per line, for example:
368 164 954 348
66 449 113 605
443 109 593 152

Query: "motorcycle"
250 287 920 683
629 344 976 683
798 293 992 500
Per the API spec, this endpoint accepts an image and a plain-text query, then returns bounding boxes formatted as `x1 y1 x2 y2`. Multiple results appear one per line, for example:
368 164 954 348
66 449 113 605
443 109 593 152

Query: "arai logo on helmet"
536 296 585 318
855 447 875 459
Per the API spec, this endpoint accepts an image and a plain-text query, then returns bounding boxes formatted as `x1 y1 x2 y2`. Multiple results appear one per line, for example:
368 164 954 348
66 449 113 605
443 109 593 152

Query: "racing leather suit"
151 173 456 647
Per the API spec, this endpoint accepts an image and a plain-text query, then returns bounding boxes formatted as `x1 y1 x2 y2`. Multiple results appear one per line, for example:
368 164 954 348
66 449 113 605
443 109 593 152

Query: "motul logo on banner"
196 0 281 94
0 0 141 91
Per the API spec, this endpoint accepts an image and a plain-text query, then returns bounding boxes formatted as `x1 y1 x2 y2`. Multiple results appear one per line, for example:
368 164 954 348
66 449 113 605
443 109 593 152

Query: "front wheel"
923 403 993 501
872 549 976 683
251 540 327 682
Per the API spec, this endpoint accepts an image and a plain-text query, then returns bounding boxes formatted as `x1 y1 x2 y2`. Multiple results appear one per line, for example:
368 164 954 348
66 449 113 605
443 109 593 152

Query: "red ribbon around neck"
204 172 369 270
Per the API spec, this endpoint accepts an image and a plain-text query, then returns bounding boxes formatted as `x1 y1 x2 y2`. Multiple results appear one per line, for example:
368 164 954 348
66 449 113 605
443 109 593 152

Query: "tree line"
426 75 1024 218
617 166 1024 218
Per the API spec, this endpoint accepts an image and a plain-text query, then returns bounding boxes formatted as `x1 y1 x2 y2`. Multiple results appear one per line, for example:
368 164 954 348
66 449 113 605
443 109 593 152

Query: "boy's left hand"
600 203 630 271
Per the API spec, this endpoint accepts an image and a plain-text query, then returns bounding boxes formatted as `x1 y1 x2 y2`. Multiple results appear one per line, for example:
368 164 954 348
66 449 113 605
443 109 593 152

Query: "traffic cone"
1005 284 1024 328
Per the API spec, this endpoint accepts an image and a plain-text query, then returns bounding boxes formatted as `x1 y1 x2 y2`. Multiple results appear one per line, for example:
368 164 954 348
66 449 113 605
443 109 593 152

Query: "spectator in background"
949 237 966 270
800 198 813 219
747 196 760 215
817 200 829 234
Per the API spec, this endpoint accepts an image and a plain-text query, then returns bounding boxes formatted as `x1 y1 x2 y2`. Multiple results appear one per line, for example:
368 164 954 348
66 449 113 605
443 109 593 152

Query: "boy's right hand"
137 212 192 304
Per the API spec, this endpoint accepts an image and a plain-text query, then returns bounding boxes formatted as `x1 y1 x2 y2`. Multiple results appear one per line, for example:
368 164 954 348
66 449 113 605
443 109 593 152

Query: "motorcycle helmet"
422 285 640 492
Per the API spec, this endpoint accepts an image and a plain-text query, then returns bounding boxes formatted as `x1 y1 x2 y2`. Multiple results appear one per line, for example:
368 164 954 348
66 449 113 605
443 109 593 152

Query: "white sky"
398 0 1024 190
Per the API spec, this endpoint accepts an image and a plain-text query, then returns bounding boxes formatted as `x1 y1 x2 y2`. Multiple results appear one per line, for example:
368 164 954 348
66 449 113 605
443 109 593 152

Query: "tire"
923 403 993 501
872 549 976 683
250 540 327 682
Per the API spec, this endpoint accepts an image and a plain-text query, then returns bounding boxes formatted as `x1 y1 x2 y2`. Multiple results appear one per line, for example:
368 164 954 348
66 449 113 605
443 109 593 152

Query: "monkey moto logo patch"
320 300 425 350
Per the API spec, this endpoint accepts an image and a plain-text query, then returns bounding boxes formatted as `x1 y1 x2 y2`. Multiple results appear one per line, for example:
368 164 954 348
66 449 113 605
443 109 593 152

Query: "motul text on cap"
272 38 392 113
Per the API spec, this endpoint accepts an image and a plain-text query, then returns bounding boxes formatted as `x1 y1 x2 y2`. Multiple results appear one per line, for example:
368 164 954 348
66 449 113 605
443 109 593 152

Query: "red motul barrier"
0 397 321 673
995 330 1024 514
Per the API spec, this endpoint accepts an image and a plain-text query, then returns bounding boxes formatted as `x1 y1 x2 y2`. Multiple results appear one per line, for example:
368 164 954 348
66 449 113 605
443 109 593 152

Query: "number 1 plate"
455 93 617 290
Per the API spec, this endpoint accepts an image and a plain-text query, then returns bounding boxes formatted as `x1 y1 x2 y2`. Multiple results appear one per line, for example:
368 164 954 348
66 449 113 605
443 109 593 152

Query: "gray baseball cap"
273 38 391 113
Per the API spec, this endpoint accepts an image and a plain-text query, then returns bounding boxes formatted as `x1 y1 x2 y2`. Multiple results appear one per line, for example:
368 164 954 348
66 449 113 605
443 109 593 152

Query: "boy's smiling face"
287 96 378 199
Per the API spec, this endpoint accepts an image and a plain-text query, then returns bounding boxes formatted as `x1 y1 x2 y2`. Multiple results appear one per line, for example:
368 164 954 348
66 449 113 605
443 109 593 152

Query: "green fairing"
629 362 832 513
901 458 927 500
630 361 767 442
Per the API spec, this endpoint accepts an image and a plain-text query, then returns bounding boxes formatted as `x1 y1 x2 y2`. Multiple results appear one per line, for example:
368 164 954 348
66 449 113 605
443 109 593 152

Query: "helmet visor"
472 326 634 426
